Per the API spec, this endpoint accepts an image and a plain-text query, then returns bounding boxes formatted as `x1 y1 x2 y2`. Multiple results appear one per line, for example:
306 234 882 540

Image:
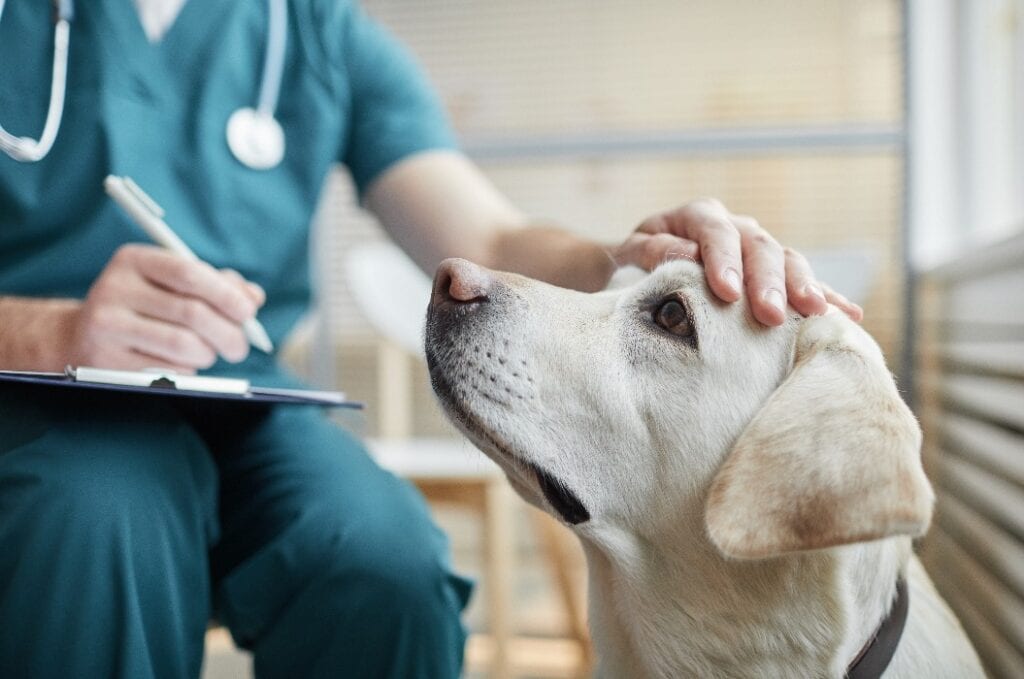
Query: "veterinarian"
0 1 862 677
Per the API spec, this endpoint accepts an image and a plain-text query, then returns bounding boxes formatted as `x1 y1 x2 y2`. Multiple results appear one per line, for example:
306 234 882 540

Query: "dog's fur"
425 259 984 678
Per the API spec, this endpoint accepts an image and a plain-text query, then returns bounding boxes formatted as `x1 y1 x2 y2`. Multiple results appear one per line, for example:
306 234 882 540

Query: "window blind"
918 231 1024 679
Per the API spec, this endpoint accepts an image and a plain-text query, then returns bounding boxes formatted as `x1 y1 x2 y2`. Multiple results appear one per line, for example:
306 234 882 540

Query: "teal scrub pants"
0 385 472 678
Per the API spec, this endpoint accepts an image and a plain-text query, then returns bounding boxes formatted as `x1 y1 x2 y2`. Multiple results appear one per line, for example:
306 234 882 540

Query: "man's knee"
249 478 472 678
317 473 471 613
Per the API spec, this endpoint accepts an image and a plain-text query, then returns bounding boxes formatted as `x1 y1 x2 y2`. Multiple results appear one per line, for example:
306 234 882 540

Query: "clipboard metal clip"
66 366 251 394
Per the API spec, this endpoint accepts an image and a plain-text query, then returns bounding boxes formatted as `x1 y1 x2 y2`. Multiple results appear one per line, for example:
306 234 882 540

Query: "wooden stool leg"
530 509 594 678
375 339 414 439
484 479 515 679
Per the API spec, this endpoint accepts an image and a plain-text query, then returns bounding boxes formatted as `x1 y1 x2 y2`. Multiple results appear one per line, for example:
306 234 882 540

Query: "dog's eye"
653 299 693 338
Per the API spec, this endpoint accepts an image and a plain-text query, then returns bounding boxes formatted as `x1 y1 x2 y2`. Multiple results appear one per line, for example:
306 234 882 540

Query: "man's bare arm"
365 150 614 291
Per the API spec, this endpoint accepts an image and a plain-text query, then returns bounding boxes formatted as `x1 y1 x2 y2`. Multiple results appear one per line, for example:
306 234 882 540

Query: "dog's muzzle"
425 258 495 366
425 259 591 526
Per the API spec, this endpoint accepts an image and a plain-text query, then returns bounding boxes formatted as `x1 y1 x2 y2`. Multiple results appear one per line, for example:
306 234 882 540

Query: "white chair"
804 246 877 305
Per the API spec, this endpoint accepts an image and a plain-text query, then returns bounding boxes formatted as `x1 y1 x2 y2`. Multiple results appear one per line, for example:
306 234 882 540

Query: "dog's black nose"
431 258 493 309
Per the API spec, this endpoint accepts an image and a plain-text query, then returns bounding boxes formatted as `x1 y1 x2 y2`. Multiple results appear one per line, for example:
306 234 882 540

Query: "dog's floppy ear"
705 311 934 560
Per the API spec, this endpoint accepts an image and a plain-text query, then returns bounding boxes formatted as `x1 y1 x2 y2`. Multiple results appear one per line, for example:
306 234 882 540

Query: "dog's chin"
427 350 591 525
446 404 591 526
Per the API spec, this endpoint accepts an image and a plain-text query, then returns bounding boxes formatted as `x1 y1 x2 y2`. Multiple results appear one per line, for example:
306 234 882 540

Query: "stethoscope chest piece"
226 107 285 170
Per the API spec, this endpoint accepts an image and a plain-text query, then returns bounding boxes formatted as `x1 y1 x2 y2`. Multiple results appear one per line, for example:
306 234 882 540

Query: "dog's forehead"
630 260 706 295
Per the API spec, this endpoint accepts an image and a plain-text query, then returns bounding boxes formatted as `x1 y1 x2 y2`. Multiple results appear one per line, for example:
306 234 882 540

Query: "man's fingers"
76 343 196 374
735 219 786 325
125 285 250 363
120 246 257 323
642 200 744 302
221 268 266 306
122 311 219 369
821 283 864 322
121 351 197 374
693 218 743 303
782 247 828 318
89 305 218 370
614 233 699 270
635 214 671 236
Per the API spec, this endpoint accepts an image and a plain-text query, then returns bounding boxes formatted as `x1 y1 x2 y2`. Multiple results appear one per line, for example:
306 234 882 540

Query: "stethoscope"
0 0 288 170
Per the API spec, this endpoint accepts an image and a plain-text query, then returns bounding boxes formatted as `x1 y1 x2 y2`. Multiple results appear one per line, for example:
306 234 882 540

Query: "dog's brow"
642 266 703 295
638 278 700 304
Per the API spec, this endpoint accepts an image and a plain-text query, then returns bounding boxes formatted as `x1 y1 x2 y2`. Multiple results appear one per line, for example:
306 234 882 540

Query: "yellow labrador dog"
425 258 983 678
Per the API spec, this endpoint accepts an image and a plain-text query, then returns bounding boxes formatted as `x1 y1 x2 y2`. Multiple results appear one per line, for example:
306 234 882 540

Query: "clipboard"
0 367 362 408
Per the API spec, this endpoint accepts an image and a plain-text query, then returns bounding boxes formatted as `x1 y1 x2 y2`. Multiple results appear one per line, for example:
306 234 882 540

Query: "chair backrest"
343 242 433 357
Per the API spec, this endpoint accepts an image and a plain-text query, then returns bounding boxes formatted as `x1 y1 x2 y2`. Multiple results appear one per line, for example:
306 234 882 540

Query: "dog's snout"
431 258 493 309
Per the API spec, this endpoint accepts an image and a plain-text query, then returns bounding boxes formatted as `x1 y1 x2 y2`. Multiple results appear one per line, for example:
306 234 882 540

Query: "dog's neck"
579 513 910 679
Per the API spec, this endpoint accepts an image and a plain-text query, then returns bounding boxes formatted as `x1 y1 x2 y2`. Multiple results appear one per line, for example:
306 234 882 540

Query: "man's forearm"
0 297 79 371
366 152 617 292
485 225 617 293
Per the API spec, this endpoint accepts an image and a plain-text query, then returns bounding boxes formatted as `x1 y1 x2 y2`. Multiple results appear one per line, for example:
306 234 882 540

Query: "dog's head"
425 258 933 559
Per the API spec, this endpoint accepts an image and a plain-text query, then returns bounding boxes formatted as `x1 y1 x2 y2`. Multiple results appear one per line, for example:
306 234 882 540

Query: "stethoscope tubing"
0 0 73 162
258 0 287 117
0 0 285 167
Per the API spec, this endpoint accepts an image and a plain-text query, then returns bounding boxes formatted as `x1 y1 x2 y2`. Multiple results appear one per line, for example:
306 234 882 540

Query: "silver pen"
103 174 274 354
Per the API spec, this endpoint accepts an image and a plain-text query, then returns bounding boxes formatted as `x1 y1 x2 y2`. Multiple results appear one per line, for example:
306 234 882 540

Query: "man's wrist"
494 223 618 292
0 297 81 371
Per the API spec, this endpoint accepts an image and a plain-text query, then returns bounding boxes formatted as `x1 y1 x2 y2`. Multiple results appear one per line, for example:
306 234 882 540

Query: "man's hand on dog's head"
611 198 864 326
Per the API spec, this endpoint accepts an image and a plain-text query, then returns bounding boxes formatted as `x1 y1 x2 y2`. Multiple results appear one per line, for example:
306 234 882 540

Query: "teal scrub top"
0 0 455 377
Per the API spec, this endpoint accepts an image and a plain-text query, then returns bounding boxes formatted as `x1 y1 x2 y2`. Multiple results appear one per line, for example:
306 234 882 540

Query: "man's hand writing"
66 244 265 372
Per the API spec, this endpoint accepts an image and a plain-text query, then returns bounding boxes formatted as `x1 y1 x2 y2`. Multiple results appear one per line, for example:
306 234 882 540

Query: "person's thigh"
0 386 218 679
199 406 473 679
